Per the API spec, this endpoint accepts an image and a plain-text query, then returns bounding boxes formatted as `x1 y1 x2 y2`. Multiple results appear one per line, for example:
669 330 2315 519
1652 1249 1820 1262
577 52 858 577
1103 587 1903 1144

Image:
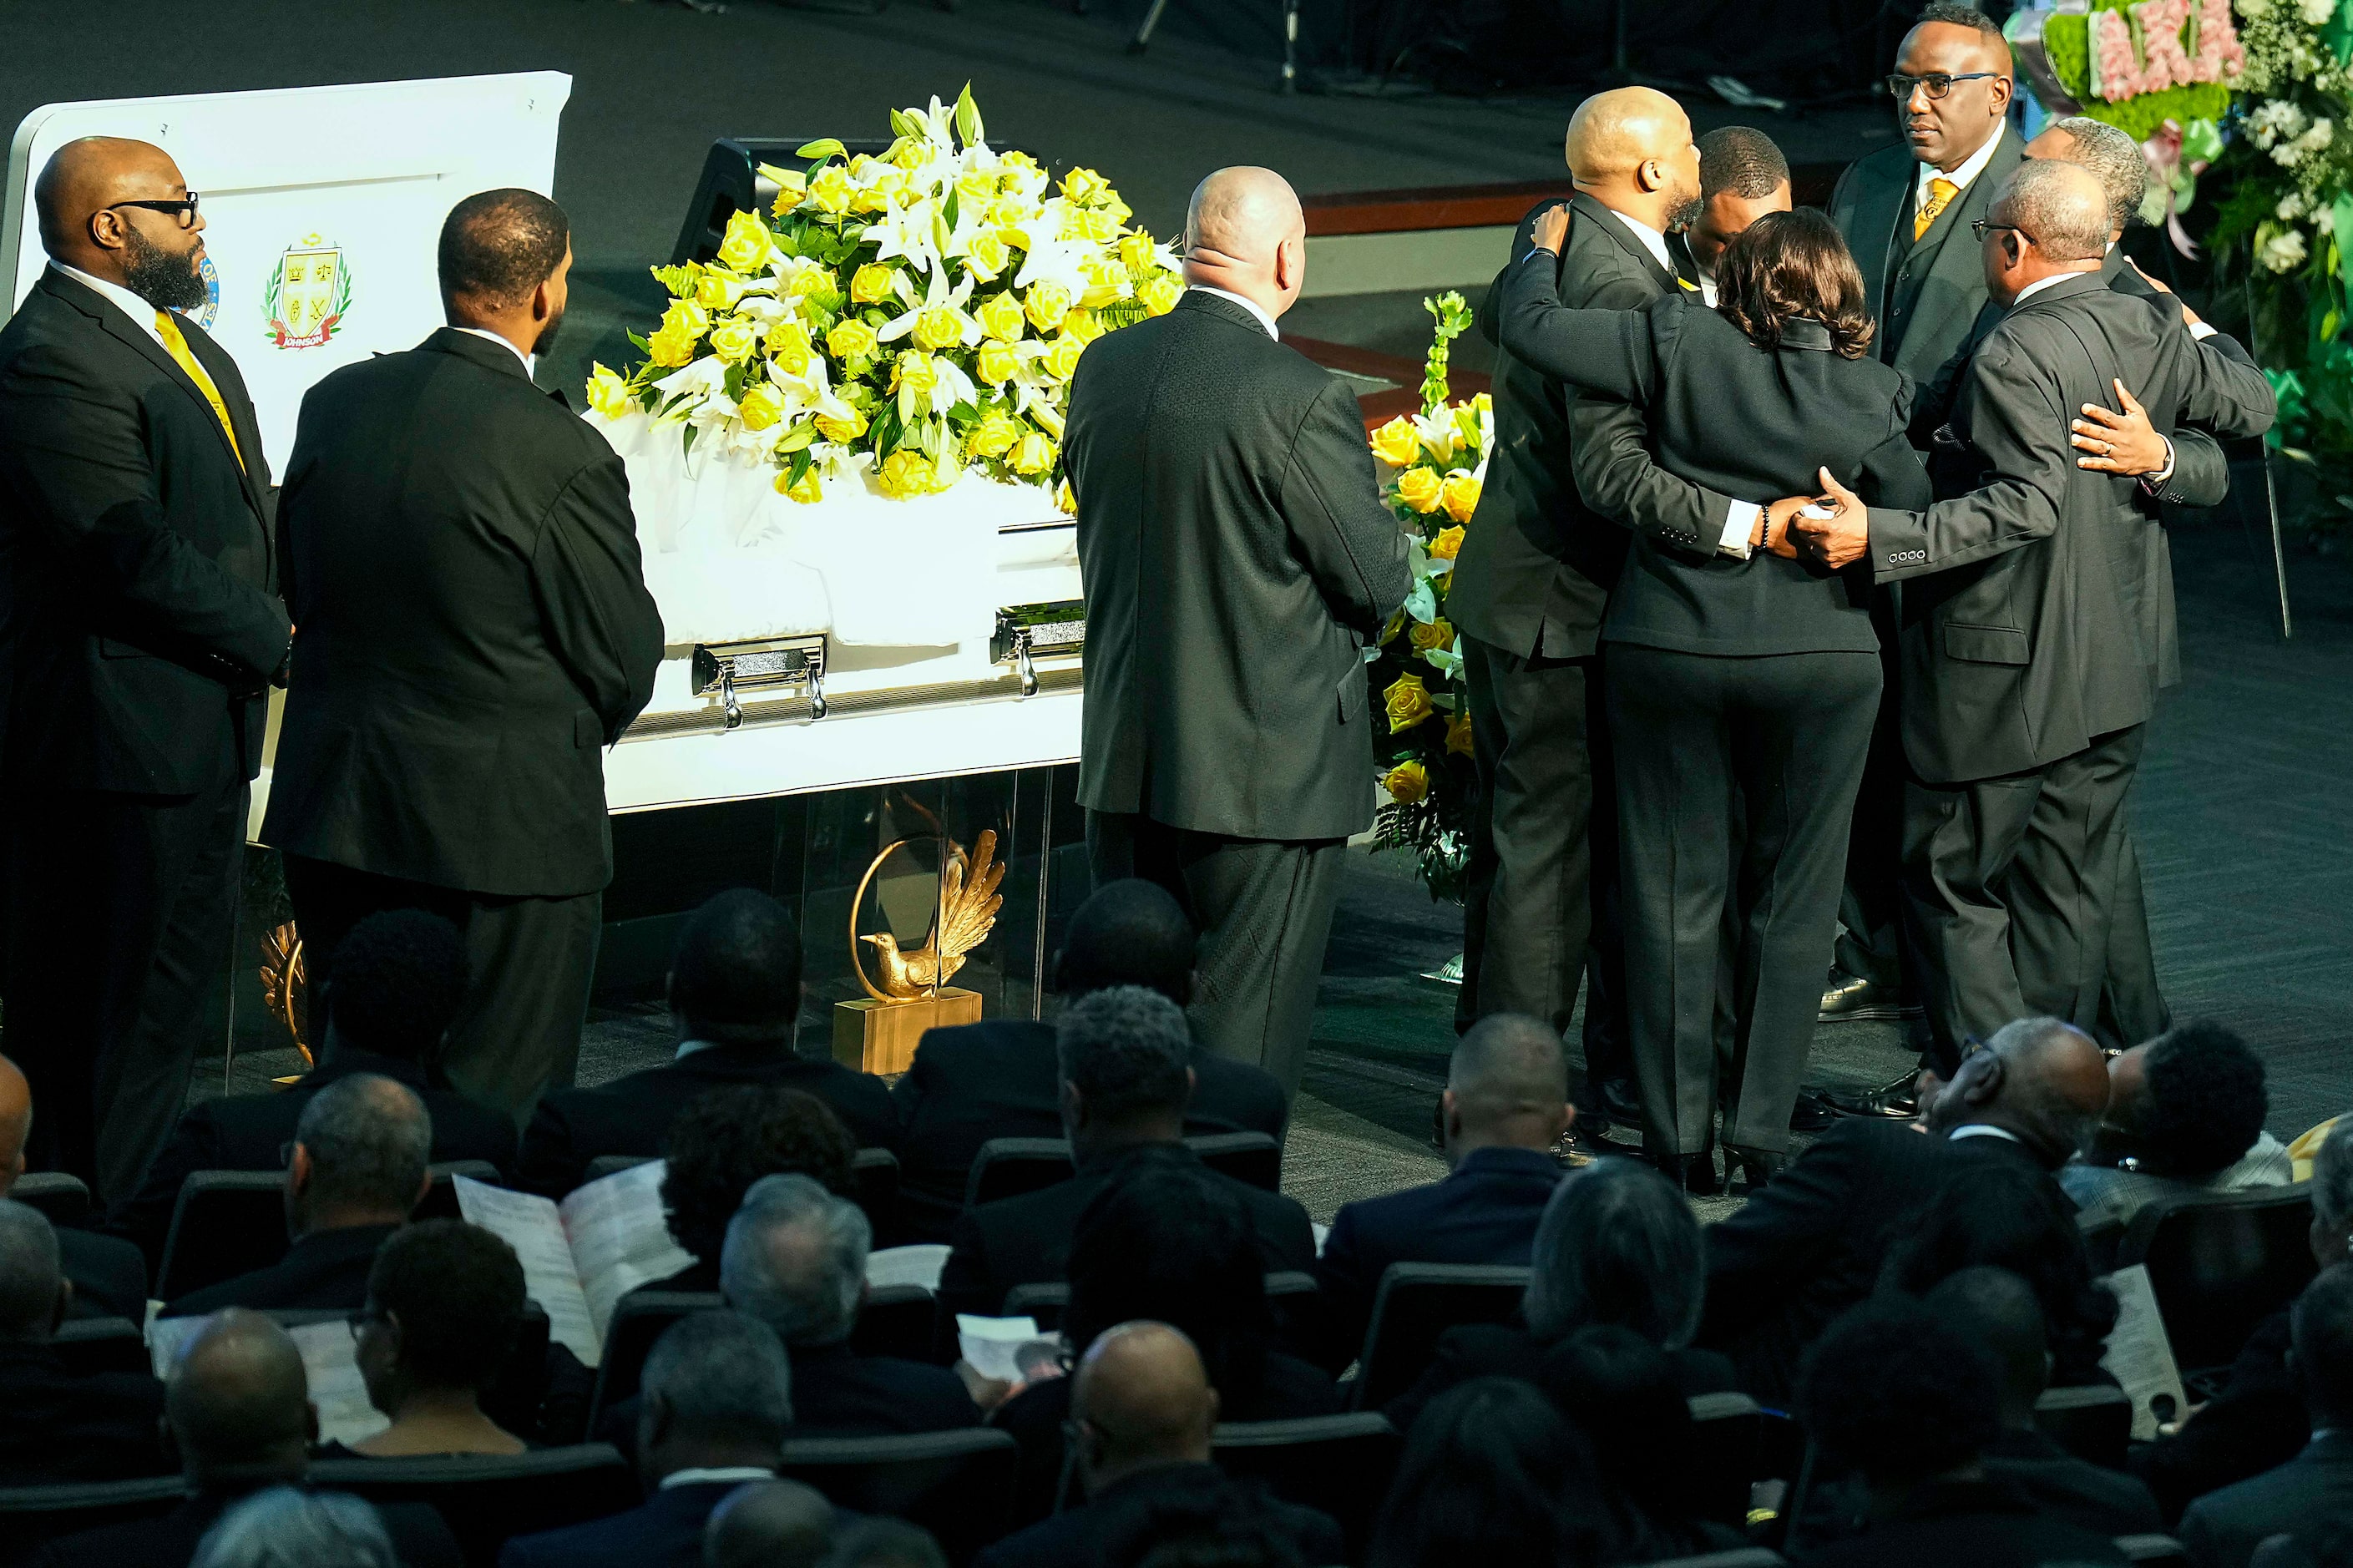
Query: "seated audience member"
0 1197 167 1482
2065 1021 2291 1230
701 1479 837 1568
2179 1264 2353 1568
1702 1016 2111 1402
2136 1113 2353 1520
653 1085 857 1292
502 1311 795 1568
1312 1012 1568 1369
341 1219 529 1457
937 986 1314 1326
28 1308 460 1568
1387 1156 1734 1432
518 889 894 1196
1925 1266 2162 1535
190 1487 400 1568
976 1323 1343 1568
892 879 1287 1242
1794 1296 2126 1567
1367 1376 1617 1568
824 1519 949 1568
0 1051 146 1318
112 910 515 1271
161 1074 433 1318
1541 1325 1742 1561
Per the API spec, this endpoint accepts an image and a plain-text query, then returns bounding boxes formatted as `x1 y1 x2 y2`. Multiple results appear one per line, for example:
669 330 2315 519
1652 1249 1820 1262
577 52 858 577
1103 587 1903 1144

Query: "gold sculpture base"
832 988 981 1075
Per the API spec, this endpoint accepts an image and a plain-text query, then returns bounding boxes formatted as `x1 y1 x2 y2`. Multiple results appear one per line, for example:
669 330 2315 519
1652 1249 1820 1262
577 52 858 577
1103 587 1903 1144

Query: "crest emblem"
262 235 352 349
173 253 220 331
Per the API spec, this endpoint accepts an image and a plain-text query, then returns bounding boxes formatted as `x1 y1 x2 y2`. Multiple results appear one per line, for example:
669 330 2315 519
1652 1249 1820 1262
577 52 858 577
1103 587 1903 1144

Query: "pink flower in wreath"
2138 0 2194 93
2092 8 2146 99
2195 0 2244 81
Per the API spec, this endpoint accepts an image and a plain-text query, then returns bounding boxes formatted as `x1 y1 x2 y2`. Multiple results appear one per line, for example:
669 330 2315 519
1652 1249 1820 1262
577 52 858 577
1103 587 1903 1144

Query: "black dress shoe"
1728 1148 1786 1193
1819 969 1924 1022
1823 1068 1922 1119
1789 1090 1838 1134
1656 1151 1721 1196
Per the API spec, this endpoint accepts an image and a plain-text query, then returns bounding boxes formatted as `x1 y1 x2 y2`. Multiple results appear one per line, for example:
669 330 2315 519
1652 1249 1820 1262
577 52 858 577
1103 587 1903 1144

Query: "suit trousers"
3 769 245 1203
1085 812 1342 1097
281 856 602 1120
1834 604 1910 991
1457 636 1630 1103
1901 725 2148 1075
1608 645 1881 1156
2098 828 2170 1048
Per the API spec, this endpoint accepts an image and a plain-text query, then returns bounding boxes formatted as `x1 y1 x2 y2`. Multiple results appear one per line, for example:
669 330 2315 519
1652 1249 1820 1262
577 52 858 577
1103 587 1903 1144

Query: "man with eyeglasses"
0 138 292 1205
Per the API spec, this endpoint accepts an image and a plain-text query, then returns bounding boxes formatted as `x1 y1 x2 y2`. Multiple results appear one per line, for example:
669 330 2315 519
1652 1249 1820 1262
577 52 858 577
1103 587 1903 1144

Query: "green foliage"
2032 6 2231 143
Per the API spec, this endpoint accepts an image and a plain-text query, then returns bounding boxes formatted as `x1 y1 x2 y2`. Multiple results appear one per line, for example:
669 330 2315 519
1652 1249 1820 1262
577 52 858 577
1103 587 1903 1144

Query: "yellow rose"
1060 310 1105 346
1395 466 1443 514
707 316 760 365
975 340 1021 386
787 269 833 299
890 139 928 172
1055 477 1076 514
1009 430 1058 476
807 166 853 215
647 324 698 368
850 263 898 305
965 231 1010 281
1428 524 1466 561
1000 149 1044 182
1440 472 1483 524
768 169 807 218
774 466 823 504
1381 609 1406 646
827 318 878 360
716 209 772 271
1409 617 1454 655
913 305 967 352
1076 208 1120 245
1062 166 1111 205
975 291 1026 343
1383 759 1430 805
1383 673 1435 733
766 321 815 376
1076 260 1125 310
1139 274 1185 316
584 363 632 420
956 168 998 208
736 382 787 431
1024 281 1071 332
1040 335 1086 382
968 409 1023 460
877 449 935 498
1446 711 1475 757
814 405 868 443
1117 230 1158 272
893 351 939 402
1369 417 1422 468
660 298 711 340
695 271 744 310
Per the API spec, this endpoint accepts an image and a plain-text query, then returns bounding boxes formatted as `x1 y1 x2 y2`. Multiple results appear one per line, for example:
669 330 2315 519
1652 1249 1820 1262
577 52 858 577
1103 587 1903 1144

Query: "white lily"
875 264 982 350
865 192 947 280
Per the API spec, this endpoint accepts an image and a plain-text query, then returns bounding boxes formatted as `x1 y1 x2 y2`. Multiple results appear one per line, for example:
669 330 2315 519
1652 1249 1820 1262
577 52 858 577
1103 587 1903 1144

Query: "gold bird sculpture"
855 829 1006 1001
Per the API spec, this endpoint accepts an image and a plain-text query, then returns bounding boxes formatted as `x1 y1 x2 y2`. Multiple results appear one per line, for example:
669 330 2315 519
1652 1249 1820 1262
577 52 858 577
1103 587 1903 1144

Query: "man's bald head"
1071 1320 1220 1491
1926 1016 2111 1166
1444 1013 1572 1158
1564 89 1703 233
168 1309 315 1485
1182 168 1307 321
1999 158 2114 262
702 1478 837 1568
0 1055 29 1191
33 137 209 307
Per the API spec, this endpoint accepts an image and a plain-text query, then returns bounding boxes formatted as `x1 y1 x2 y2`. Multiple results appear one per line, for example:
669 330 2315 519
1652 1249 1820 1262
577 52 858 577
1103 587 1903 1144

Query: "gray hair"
1999 159 2111 263
1055 985 1192 1122
191 1486 397 1568
1524 1159 1703 1348
294 1073 431 1214
2048 116 2150 234
644 1309 795 1443
2315 1115 2353 1231
0 1199 60 1341
721 1172 870 1348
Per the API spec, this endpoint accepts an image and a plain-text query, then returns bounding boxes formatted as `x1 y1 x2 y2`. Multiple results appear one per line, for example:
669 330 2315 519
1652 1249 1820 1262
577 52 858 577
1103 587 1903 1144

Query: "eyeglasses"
1971 220 2035 245
107 193 200 229
1886 72 2001 101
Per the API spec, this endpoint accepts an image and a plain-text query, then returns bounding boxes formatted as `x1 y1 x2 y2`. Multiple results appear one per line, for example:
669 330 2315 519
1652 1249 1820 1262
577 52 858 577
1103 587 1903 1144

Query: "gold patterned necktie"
1914 176 1961 243
154 310 245 472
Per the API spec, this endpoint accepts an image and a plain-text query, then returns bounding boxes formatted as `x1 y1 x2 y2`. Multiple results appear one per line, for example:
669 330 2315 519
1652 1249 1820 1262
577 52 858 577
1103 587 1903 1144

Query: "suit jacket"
2130 1309 2305 1525
159 1221 397 1318
0 269 290 792
937 1141 1317 1325
1796 1474 2126 1568
497 1478 737 1568
972 1461 1344 1568
1489 271 1933 656
2178 1432 2353 1568
262 329 663 897
594 1339 980 1464
516 1041 898 1196
888 1017 1289 1241
58 1224 149 1320
1310 1144 1562 1370
1865 274 2275 784
26 1485 462 1568
0 1340 167 1485
1381 1320 1738 1437
1064 291 1411 842
1698 1120 2061 1403
1448 195 1731 661
110 1044 519 1268
1830 129 2025 388
1982 1426 2163 1537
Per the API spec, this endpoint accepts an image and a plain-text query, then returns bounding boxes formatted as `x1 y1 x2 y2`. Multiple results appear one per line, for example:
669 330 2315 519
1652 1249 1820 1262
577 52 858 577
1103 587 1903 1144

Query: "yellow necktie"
1914 176 1961 243
154 310 245 472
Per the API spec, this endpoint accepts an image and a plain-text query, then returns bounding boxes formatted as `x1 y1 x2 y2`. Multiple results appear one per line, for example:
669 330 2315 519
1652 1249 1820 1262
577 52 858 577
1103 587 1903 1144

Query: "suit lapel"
1853 157 1912 326
179 315 273 526
1574 195 1679 295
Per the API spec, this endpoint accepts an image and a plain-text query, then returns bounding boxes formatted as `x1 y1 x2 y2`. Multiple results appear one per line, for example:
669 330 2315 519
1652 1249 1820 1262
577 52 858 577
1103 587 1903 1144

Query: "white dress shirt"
1949 1123 2023 1145
50 261 168 348
659 1466 781 1491
454 325 535 374
1186 285 1278 341
1917 128 2007 211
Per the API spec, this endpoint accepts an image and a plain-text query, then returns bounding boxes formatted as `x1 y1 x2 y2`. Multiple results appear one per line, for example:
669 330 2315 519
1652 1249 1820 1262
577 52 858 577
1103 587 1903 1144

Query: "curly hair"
364 1219 527 1393
1368 1377 1616 1568
2140 1021 2270 1177
660 1084 854 1263
1713 208 1875 360
1800 1295 2000 1484
1064 1162 1271 1401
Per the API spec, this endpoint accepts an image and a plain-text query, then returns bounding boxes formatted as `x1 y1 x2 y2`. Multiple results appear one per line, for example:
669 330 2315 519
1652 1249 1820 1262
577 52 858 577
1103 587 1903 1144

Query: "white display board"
5 72 570 482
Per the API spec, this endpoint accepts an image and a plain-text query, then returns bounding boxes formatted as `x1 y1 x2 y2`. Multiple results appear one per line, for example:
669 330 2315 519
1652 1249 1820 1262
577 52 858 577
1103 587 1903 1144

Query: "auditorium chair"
777 1428 1019 1566
1630 1552 1787 1568
8 1171 91 1228
1002 1271 1319 1344
588 1289 721 1428
851 1281 938 1363
580 1154 651 1183
154 1161 502 1302
1345 1262 1531 1411
585 1146 903 1242
310 1444 635 1568
0 1474 185 1565
1686 1391 1768 1526
47 1315 147 1379
1212 1412 1400 1564
2119 1185 2318 1375
2033 1383 2133 1469
963 1132 1285 1210
2115 1535 2189 1565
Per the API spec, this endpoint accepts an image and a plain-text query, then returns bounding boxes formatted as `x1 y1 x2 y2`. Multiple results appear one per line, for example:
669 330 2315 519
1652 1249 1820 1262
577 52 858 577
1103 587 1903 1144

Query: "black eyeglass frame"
1885 72 2002 100
1970 220 2037 246
105 194 201 229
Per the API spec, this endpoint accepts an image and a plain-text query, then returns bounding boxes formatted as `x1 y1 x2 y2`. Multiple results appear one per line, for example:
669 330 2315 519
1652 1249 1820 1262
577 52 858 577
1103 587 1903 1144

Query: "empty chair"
1187 1131 1282 1193
777 1427 1018 1567
309 1443 635 1568
963 1138 1073 1211
1687 1391 1768 1527
154 1161 504 1302
8 1173 90 1229
47 1317 148 1380
0 1474 186 1561
1348 1262 1531 1411
851 1282 938 1364
2120 1186 2318 1375
2115 1535 2189 1565
2033 1383 2133 1469
587 1291 722 1429
1212 1412 1400 1565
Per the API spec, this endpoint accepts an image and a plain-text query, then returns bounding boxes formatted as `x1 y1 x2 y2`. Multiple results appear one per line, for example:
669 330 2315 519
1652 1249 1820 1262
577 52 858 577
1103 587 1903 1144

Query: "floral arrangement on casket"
1364 292 1491 903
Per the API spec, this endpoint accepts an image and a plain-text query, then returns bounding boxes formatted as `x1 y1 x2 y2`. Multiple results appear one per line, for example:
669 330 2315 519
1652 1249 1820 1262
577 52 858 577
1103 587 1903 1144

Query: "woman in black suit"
1493 205 1932 1192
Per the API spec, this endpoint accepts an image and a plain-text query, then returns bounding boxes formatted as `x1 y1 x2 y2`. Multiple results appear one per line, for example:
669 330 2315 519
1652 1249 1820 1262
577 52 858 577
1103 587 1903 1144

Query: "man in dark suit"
1699 1016 2111 1401
112 909 515 1269
892 878 1288 1241
262 188 664 1120
1801 163 2274 1074
2178 1264 2353 1568
1447 89 1733 1137
937 987 1316 1328
1311 1013 1566 1368
0 139 293 1201
159 1074 429 1318
0 1052 148 1318
518 890 893 1196
27 1308 461 1568
1063 166 1411 1095
0 1199 168 1485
